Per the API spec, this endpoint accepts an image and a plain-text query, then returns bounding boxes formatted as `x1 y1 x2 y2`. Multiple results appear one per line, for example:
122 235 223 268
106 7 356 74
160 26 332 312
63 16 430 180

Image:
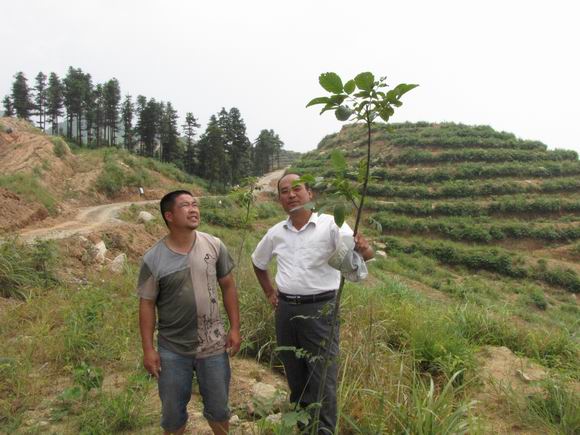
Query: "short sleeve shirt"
251 212 353 295
137 231 234 358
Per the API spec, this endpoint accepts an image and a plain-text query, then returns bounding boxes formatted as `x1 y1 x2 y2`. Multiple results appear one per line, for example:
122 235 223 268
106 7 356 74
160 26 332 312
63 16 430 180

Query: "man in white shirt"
252 173 373 434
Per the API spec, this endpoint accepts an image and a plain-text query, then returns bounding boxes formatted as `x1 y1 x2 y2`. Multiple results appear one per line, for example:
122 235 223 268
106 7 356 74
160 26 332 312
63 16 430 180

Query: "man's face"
278 174 313 214
166 194 200 230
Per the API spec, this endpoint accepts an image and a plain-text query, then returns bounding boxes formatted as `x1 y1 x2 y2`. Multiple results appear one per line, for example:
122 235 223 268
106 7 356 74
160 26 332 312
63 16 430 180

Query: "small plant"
307 71 417 432
51 136 68 158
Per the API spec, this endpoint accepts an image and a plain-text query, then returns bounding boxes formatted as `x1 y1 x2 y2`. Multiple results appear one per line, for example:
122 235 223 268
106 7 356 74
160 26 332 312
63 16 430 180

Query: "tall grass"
0 173 57 214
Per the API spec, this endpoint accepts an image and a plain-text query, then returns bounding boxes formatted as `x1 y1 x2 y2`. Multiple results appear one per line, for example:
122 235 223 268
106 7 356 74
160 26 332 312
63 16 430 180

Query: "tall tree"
182 112 200 174
11 72 33 120
63 67 86 142
33 72 48 131
82 74 95 145
226 107 252 184
46 73 64 135
197 115 227 188
160 102 179 163
138 98 159 157
253 129 283 175
103 78 121 146
2 96 14 117
121 95 135 151
135 95 147 154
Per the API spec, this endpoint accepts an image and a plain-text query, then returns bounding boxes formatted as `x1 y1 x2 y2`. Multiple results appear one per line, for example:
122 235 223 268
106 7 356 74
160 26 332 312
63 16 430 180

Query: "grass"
1 192 578 433
0 173 57 214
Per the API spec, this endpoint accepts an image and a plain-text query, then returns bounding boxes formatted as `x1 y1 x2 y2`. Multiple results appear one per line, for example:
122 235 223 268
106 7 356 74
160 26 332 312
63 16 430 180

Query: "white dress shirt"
252 212 353 295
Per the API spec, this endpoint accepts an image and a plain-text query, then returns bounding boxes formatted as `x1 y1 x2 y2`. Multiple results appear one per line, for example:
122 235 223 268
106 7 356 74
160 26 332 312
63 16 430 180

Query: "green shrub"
0 238 58 299
51 137 68 158
0 173 57 214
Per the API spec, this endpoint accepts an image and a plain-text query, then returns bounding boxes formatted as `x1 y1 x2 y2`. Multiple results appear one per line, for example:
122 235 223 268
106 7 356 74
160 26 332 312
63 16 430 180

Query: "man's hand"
354 233 374 261
267 289 279 308
143 348 161 379
226 329 241 356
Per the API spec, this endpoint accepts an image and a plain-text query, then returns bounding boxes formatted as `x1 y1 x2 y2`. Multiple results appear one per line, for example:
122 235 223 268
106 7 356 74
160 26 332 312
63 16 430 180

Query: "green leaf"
357 158 368 183
335 105 352 121
344 80 356 94
319 72 343 94
354 72 375 91
329 94 347 105
393 83 419 97
320 103 335 115
333 203 346 228
306 96 331 108
330 149 347 172
378 106 394 122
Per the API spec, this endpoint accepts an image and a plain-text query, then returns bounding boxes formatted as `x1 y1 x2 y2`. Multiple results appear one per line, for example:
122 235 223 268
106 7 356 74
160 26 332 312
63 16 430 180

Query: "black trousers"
275 297 339 434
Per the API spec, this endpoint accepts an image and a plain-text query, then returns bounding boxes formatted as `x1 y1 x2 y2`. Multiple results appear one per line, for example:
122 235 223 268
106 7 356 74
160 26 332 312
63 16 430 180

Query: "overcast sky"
1 0 578 153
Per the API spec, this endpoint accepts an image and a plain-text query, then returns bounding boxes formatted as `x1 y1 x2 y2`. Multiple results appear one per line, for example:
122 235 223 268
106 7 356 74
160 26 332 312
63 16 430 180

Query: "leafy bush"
0 238 58 299
0 173 57 213
51 137 68 158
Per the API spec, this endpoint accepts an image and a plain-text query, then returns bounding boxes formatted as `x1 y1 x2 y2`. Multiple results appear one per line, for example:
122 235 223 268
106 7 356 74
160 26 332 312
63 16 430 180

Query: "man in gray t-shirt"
137 190 240 435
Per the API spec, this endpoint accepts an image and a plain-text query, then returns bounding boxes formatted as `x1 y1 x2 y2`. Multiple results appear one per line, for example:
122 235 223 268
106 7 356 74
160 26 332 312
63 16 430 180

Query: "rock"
229 414 240 425
109 253 127 273
138 211 155 223
376 250 387 257
93 241 107 264
252 382 277 401
250 382 287 415
266 412 282 423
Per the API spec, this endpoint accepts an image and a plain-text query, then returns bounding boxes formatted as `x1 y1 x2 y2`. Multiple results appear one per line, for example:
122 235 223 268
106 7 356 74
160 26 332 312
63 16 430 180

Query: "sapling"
306 71 417 433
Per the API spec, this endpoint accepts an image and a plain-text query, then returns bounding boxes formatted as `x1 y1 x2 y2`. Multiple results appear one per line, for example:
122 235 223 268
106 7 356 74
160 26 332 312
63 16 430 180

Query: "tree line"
2 67 286 186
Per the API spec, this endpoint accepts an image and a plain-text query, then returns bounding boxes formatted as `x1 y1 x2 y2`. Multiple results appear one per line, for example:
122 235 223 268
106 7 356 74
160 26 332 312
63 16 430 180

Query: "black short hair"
277 171 311 195
160 190 194 227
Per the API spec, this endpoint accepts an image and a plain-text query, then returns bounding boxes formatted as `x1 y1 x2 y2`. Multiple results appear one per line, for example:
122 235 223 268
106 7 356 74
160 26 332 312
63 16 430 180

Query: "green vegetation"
50 136 68 158
0 172 57 213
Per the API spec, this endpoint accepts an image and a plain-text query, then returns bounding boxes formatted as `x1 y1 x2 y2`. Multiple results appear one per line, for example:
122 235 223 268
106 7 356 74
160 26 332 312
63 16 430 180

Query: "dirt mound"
0 118 76 189
474 346 547 434
0 188 48 232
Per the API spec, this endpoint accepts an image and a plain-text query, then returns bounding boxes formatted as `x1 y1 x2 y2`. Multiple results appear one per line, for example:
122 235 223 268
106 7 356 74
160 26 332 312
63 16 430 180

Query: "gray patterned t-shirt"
137 231 235 358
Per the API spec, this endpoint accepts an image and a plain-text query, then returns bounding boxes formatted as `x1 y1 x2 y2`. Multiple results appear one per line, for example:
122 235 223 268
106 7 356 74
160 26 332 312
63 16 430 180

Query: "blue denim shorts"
157 346 231 431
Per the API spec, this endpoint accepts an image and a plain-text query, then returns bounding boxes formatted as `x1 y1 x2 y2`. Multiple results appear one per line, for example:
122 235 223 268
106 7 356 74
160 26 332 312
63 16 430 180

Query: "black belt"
278 290 336 305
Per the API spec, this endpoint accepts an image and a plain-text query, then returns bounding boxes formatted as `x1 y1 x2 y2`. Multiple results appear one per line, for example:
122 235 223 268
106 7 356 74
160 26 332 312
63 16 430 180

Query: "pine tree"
103 78 121 146
135 95 147 154
197 115 227 189
2 96 14 117
82 74 95 145
227 107 252 184
160 102 179 163
253 129 284 175
138 98 159 157
11 72 33 120
121 95 135 151
63 67 86 142
182 112 200 174
46 73 64 135
33 72 48 131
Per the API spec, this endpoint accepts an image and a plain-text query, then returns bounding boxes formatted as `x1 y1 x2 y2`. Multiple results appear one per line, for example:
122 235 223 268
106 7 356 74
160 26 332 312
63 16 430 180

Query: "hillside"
289 122 580 432
0 121 578 434
0 117 203 233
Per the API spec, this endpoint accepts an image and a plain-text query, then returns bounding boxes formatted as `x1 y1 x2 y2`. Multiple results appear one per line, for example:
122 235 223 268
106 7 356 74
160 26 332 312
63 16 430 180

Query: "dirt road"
19 200 158 242
18 170 286 242
256 168 285 193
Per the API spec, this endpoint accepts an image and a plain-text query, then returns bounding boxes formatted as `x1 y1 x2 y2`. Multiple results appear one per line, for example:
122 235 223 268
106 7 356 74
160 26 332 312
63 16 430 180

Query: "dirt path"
17 170 286 242
18 200 158 242
256 168 286 193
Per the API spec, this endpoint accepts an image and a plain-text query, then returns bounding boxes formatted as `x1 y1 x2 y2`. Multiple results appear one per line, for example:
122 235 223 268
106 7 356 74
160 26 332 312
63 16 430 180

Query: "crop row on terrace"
381 236 580 294
365 177 580 199
373 213 580 243
367 196 580 218
317 122 549 152
377 148 578 165
292 160 580 184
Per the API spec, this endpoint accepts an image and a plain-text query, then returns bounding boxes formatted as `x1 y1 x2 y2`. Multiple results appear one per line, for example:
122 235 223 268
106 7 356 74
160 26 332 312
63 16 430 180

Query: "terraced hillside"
292 122 580 366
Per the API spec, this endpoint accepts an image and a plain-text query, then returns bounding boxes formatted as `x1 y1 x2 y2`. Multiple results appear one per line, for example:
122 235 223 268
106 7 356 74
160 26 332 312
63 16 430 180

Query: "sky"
1 0 579 153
